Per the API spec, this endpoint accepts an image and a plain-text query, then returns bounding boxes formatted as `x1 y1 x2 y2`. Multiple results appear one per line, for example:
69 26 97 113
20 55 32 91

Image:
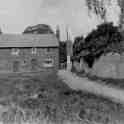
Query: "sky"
0 0 93 40
0 0 121 40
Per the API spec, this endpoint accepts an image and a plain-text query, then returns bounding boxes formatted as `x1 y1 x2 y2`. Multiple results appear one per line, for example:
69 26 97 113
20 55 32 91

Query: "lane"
58 70 124 105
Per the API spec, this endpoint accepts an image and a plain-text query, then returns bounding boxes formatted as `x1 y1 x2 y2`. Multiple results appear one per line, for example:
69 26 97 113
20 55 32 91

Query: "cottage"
0 34 59 73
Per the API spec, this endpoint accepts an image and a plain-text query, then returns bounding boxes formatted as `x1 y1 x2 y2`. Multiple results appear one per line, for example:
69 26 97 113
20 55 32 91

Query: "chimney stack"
66 26 73 70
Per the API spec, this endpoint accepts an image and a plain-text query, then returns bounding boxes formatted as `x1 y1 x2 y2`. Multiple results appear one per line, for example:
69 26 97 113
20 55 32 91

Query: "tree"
82 22 123 67
23 24 54 34
85 22 122 54
59 41 67 64
73 36 84 57
0 28 2 34
86 0 106 20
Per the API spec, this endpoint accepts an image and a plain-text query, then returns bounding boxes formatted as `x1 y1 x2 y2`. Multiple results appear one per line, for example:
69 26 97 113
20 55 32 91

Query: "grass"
75 70 124 90
0 71 123 124
87 74 124 89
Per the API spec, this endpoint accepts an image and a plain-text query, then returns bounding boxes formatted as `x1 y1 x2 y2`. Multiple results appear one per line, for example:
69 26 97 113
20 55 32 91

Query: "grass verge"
0 72 123 124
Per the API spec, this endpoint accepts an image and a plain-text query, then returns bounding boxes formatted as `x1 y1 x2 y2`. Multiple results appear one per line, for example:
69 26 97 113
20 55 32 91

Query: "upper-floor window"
46 48 50 52
11 48 20 55
31 47 37 54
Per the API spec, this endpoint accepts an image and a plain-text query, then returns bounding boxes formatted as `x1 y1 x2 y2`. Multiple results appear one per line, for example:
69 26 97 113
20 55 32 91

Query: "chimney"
66 26 73 56
66 26 72 70
56 25 60 41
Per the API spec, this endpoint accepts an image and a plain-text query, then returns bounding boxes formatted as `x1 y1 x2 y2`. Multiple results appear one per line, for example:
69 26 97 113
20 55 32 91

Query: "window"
11 48 20 55
22 60 27 66
31 47 37 54
43 58 54 68
46 48 50 52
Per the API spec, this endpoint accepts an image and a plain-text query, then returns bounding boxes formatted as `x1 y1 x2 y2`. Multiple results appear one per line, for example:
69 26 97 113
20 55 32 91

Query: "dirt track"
58 70 124 105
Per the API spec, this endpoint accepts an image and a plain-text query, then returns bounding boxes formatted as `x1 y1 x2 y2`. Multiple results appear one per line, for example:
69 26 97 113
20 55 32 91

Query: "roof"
0 34 59 48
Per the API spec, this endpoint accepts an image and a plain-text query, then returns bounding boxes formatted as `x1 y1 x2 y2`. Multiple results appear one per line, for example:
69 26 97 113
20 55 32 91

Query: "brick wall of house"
0 47 59 73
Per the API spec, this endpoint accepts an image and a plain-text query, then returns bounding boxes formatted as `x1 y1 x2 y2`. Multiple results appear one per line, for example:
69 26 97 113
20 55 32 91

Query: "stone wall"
0 47 59 73
72 52 124 79
91 53 124 79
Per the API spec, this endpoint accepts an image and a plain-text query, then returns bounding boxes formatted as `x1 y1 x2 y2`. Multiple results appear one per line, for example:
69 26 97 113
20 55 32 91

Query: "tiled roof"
0 34 59 47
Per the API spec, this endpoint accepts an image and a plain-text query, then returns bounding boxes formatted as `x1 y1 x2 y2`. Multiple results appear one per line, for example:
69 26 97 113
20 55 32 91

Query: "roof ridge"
0 34 59 47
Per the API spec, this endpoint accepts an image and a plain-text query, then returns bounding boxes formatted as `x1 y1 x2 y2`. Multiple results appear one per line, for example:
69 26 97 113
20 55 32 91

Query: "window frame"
31 47 37 54
11 48 20 56
46 48 51 52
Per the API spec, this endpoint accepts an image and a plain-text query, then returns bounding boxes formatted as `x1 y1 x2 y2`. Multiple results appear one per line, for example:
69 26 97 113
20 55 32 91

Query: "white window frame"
31 47 37 54
11 48 20 55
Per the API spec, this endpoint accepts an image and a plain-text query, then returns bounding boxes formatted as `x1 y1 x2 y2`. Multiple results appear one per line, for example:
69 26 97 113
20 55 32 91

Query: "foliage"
23 24 54 34
85 22 123 55
0 73 123 123
86 0 106 20
0 28 2 34
74 23 123 67
73 36 84 57
59 41 67 63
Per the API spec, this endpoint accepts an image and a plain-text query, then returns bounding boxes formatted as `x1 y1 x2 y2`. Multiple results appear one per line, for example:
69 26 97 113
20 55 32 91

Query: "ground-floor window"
11 48 20 55
43 58 54 68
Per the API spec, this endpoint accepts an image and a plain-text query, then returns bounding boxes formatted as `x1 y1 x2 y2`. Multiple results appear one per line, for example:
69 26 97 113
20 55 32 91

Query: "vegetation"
23 24 54 34
72 22 123 67
73 36 84 57
59 41 67 64
0 72 123 124
86 73 124 90
86 0 106 20
0 28 2 34
85 23 122 54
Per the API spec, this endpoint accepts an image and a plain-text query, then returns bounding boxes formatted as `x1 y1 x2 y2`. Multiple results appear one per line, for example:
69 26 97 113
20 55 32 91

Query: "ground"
58 70 124 104
0 71 123 124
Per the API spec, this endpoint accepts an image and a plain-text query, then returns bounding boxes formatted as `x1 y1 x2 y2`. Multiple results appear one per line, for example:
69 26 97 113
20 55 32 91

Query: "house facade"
0 34 59 73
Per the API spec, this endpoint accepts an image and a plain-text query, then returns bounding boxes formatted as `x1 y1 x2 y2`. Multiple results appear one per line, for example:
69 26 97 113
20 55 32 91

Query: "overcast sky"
0 0 101 40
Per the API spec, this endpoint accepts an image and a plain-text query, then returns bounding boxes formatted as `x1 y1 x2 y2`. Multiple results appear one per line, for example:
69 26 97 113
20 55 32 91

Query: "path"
58 70 124 105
